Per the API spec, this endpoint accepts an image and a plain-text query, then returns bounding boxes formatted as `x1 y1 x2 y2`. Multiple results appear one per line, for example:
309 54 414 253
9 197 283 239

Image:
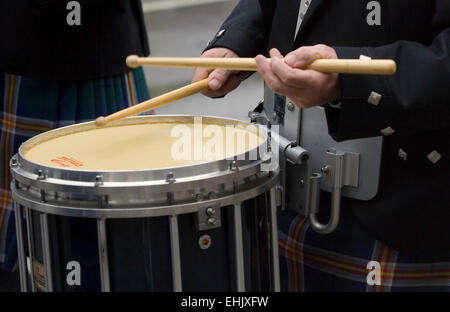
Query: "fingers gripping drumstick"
97 55 397 126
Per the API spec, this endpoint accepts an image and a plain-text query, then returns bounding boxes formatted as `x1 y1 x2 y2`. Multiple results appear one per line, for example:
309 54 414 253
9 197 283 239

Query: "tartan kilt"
278 205 450 292
0 69 150 270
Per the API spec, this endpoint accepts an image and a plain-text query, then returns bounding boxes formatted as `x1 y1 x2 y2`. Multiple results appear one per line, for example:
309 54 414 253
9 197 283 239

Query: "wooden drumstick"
126 55 397 75
95 78 209 127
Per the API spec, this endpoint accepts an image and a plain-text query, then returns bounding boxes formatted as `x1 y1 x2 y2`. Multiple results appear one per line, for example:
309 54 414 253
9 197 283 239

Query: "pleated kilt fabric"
278 207 450 292
0 68 150 270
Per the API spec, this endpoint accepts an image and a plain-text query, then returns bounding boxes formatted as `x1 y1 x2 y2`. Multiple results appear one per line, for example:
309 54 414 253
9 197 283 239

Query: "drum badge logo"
51 156 84 168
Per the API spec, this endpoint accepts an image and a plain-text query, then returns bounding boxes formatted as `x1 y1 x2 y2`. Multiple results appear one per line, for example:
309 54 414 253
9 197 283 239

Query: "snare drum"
10 115 280 292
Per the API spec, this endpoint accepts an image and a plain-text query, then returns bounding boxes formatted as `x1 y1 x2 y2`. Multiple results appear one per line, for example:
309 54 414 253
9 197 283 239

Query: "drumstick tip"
95 116 107 127
126 55 140 68
389 60 397 74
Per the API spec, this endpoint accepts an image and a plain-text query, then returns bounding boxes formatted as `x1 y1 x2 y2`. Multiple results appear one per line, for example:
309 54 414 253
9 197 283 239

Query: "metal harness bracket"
308 149 360 234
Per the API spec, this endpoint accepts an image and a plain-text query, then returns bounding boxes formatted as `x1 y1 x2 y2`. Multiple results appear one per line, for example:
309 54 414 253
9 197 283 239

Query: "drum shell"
10 115 280 292
23 192 276 292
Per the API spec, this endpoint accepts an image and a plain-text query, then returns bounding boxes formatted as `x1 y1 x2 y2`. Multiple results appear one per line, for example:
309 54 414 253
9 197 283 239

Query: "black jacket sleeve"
204 0 269 57
326 1 450 141
0 0 149 80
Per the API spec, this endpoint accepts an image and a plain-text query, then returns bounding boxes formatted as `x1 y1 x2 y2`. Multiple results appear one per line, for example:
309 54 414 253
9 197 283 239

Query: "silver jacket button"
368 91 382 106
398 148 408 161
427 150 442 164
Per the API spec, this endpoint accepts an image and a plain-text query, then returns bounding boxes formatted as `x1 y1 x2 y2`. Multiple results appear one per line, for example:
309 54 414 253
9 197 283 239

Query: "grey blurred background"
141 0 264 121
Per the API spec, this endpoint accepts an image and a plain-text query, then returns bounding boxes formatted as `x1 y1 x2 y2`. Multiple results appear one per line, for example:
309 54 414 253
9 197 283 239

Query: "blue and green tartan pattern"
0 68 150 270
278 209 450 292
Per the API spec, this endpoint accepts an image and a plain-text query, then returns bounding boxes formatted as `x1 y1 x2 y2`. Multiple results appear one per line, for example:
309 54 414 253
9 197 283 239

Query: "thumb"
192 67 211 83
208 68 233 90
284 46 322 69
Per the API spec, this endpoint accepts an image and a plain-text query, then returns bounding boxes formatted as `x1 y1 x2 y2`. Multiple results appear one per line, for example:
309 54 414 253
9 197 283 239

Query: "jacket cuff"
324 46 399 141
204 26 266 57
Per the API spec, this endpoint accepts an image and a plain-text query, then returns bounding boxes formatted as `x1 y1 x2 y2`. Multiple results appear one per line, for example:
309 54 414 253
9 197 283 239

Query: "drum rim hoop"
13 115 271 184
11 169 280 218
11 157 274 194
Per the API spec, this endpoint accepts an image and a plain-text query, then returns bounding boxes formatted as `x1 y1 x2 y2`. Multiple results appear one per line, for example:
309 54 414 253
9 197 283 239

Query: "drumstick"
95 78 209 127
126 55 397 75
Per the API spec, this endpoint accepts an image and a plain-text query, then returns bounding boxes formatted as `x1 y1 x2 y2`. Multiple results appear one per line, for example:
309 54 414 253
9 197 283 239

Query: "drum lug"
233 181 239 194
36 170 47 202
229 160 239 171
194 192 203 201
37 170 47 181
40 190 47 203
167 192 175 204
10 156 18 168
166 172 176 184
98 195 109 208
95 175 104 187
248 109 270 126
196 206 221 231
94 176 109 207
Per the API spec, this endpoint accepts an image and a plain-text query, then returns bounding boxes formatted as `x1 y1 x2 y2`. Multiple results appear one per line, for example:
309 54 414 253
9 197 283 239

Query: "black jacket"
0 0 149 80
207 0 450 255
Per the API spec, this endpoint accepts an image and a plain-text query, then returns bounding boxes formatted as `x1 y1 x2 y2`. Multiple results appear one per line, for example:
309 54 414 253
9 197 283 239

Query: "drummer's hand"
192 48 248 98
255 46 341 108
